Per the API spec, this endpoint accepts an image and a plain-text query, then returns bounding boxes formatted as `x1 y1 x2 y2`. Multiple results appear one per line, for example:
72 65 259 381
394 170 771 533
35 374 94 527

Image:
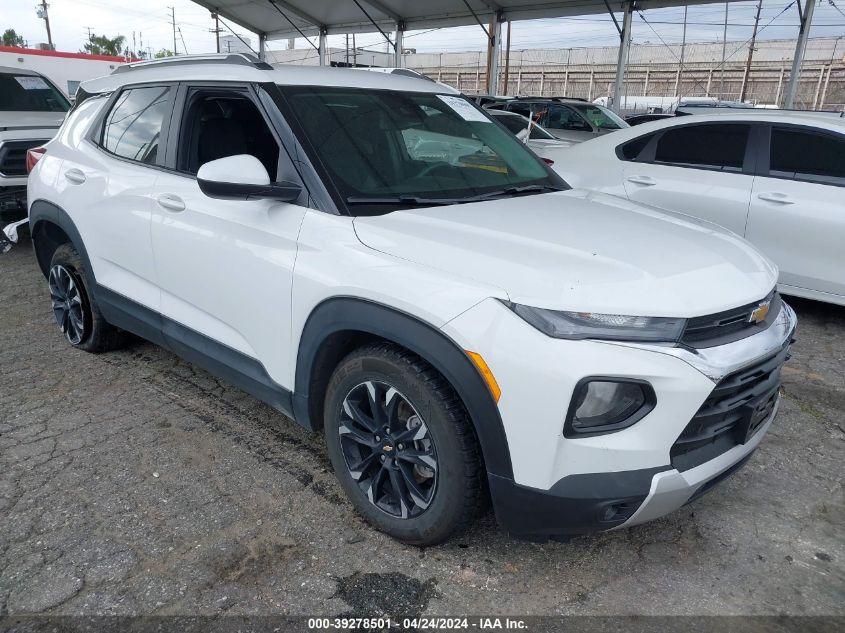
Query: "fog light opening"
564 378 655 438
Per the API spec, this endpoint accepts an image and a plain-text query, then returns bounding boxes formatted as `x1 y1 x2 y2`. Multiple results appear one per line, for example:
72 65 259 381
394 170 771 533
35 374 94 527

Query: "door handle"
626 175 657 186
64 168 86 185
757 192 794 205
156 193 186 212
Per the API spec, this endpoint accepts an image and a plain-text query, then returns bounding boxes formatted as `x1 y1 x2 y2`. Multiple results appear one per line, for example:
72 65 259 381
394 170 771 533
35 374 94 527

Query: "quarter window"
618 133 655 161
769 128 845 185
102 86 171 164
654 124 749 172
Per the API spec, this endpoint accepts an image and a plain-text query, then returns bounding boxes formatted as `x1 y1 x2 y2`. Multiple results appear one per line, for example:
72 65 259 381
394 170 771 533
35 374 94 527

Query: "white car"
28 54 795 545
487 109 574 162
553 112 845 306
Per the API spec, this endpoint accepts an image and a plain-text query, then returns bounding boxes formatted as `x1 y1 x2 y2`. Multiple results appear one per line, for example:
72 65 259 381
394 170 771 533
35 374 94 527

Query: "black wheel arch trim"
294 296 514 479
29 199 93 280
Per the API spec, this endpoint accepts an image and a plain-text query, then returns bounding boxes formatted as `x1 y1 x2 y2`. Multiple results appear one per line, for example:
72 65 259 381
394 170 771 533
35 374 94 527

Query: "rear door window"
101 86 172 165
769 127 845 186
653 123 749 172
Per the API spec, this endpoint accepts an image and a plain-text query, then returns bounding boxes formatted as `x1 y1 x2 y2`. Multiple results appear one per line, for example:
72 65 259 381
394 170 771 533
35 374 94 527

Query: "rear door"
621 122 755 236
61 83 174 312
746 124 845 299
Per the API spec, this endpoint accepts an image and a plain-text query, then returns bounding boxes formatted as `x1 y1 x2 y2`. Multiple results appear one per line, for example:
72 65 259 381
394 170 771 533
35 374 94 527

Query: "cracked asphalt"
1 238 843 617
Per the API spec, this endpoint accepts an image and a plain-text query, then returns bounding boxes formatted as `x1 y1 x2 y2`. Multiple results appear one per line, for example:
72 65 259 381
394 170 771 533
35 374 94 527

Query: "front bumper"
443 298 796 541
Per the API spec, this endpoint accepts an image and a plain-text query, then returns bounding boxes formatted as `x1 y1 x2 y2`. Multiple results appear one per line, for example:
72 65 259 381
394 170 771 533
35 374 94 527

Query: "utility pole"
740 0 762 102
169 7 178 56
37 1 54 50
720 1 728 98
210 12 221 53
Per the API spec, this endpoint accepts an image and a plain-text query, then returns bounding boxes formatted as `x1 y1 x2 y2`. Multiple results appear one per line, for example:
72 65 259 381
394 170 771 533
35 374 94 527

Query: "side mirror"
197 154 302 202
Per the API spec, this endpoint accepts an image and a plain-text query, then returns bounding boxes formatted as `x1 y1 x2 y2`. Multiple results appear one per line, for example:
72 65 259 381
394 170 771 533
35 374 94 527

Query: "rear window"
0 72 70 112
654 124 749 172
769 127 845 185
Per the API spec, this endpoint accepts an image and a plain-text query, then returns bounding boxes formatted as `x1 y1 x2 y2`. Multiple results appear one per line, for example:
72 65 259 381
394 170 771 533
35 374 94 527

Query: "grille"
682 291 780 348
0 140 48 177
671 340 790 472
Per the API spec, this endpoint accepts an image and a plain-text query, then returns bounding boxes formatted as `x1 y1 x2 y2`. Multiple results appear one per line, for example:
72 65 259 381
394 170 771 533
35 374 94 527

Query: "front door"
150 85 307 389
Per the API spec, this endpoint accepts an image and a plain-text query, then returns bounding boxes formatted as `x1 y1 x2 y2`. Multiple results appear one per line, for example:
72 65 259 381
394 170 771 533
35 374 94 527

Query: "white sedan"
553 111 845 306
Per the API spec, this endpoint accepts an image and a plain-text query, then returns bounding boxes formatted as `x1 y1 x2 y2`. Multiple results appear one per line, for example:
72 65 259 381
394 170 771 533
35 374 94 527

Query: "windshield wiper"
457 184 567 202
346 195 460 206
345 185 565 208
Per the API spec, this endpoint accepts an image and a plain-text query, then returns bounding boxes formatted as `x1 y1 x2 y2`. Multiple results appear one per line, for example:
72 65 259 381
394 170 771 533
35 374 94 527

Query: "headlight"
565 379 656 437
508 302 686 343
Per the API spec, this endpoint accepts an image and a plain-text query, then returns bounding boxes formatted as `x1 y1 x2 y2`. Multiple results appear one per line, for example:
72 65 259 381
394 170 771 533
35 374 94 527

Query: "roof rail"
112 53 273 74
512 95 589 103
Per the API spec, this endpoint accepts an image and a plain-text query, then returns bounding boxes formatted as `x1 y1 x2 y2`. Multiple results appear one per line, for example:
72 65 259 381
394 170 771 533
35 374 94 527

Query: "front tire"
48 244 127 353
324 343 485 545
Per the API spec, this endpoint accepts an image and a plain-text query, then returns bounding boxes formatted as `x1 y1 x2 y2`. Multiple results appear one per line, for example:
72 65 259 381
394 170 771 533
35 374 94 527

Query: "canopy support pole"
486 12 502 95
611 1 633 114
394 22 404 67
783 0 815 108
258 33 266 61
318 29 327 65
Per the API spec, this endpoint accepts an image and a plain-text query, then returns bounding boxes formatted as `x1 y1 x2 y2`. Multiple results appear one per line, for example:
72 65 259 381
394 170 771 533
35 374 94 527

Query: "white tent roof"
190 0 750 40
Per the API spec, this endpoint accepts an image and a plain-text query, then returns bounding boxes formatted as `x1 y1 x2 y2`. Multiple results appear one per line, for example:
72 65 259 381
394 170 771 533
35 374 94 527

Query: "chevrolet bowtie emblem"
749 301 771 324
382 445 394 452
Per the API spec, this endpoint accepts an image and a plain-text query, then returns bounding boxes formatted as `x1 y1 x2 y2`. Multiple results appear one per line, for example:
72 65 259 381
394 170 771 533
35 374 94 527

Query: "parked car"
487 109 574 161
0 66 69 218
28 54 795 545
490 97 629 143
552 112 845 306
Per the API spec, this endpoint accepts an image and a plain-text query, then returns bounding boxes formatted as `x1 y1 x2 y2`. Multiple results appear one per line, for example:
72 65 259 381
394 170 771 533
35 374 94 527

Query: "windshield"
494 112 557 140
279 86 565 215
0 72 70 112
571 103 628 130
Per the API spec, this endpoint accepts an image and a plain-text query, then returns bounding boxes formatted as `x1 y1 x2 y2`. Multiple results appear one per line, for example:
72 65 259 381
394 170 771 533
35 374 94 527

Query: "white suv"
28 54 796 545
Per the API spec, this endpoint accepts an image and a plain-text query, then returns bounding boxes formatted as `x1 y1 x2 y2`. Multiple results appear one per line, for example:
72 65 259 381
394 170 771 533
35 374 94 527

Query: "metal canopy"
189 0 747 40
190 0 815 111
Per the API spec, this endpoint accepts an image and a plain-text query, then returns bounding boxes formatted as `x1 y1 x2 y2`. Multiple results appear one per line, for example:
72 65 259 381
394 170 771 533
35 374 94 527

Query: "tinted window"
507 102 532 118
654 124 748 172
102 86 171 164
618 133 655 161
0 72 69 112
770 128 845 185
545 105 592 131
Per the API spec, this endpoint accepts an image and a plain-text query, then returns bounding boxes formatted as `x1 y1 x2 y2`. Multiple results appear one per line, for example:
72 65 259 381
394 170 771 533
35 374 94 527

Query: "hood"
0 111 66 132
353 189 778 318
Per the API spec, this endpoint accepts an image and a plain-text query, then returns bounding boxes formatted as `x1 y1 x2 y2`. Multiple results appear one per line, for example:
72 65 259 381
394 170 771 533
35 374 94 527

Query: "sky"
2 0 844 59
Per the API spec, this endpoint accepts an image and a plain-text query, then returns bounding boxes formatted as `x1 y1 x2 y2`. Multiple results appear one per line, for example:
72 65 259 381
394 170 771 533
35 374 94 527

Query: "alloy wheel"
48 264 86 345
339 380 438 519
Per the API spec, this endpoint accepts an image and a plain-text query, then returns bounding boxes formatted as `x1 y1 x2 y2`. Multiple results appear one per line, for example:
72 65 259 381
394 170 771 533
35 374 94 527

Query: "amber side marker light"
465 351 501 403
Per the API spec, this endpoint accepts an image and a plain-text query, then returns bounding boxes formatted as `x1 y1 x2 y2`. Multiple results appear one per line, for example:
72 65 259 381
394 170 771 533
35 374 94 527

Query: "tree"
2 28 26 47
154 48 174 58
81 33 126 56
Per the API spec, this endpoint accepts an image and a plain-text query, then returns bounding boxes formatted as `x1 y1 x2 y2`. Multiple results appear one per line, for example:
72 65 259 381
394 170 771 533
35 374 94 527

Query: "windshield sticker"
15 76 50 90
437 95 490 123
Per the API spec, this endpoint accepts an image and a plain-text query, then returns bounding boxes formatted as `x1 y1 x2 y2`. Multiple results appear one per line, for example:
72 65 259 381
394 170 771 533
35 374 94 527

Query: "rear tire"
324 343 485 545
48 244 127 353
